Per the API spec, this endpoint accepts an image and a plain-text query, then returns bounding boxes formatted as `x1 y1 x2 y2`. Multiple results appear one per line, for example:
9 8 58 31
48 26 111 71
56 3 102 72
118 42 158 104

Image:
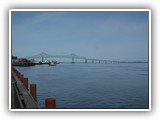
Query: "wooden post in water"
21 74 24 83
23 78 28 90
45 98 56 109
17 71 20 78
19 74 23 81
30 84 37 102
21 74 24 81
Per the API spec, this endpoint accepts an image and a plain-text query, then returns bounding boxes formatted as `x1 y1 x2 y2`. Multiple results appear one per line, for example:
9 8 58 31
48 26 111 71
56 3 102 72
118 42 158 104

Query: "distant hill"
120 61 148 63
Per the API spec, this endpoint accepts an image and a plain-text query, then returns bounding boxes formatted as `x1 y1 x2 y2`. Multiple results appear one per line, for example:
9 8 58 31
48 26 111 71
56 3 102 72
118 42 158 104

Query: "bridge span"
26 52 119 64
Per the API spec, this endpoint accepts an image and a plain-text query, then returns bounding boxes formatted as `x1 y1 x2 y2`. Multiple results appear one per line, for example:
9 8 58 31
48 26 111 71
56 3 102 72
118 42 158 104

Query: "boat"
48 61 56 66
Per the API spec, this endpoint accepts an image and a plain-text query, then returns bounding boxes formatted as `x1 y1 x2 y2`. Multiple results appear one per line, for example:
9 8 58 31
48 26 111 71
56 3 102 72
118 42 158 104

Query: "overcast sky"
12 11 149 61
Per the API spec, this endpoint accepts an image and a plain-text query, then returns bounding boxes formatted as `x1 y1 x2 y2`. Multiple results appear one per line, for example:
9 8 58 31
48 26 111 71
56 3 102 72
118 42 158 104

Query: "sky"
11 11 149 61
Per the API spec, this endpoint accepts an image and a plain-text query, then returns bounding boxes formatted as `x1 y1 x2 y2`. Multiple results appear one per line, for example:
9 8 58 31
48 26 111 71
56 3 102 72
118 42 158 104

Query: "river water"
15 63 149 109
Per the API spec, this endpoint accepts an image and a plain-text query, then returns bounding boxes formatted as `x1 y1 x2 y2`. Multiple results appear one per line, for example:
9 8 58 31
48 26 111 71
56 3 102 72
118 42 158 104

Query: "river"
15 63 149 109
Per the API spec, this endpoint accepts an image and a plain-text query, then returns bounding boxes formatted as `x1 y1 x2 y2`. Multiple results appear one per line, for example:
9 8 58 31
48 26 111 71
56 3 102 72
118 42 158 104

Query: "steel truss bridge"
26 52 119 64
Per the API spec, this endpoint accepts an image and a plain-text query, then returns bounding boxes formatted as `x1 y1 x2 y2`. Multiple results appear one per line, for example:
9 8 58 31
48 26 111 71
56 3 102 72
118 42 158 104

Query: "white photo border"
9 9 151 111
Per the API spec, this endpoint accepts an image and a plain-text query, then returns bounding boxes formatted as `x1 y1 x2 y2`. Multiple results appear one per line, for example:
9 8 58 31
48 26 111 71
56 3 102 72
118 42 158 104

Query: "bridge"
26 52 119 64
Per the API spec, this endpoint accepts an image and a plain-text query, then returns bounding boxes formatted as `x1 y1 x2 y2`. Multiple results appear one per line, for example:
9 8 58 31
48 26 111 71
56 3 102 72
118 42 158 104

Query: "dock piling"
23 78 28 90
12 67 57 109
20 74 24 81
45 98 56 109
30 84 37 102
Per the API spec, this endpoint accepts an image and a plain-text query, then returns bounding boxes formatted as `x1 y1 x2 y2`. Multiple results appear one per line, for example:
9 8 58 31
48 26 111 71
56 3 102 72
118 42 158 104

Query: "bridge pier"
42 57 44 62
85 59 87 63
71 57 75 63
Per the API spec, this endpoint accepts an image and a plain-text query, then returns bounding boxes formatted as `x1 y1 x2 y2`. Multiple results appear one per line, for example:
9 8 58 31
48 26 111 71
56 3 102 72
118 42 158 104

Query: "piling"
30 84 37 102
23 78 28 90
20 74 24 81
17 71 20 78
12 67 56 109
45 98 56 109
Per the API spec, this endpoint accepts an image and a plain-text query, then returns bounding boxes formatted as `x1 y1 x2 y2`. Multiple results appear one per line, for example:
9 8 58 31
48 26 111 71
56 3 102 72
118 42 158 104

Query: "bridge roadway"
26 52 119 64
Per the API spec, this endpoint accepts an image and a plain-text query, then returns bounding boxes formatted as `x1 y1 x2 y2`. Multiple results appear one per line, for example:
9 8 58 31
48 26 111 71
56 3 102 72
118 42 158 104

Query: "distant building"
12 55 17 59
12 57 35 66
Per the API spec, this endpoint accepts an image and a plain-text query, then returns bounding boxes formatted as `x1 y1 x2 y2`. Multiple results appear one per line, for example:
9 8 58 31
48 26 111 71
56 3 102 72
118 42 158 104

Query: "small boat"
48 62 56 66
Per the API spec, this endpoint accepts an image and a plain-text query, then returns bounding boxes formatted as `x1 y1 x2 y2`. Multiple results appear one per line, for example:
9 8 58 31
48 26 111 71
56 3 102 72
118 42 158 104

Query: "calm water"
16 63 149 109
